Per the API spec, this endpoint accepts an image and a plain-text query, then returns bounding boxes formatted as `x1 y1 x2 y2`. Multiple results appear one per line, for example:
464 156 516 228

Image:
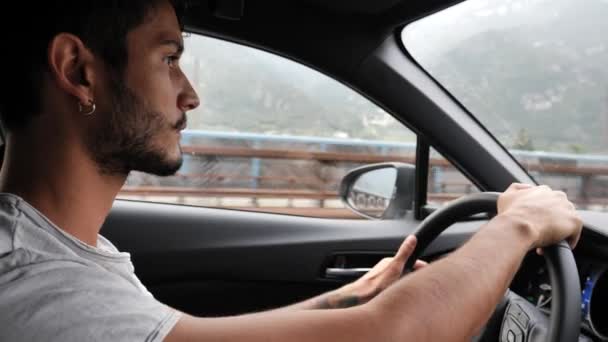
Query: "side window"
116 34 475 218
427 148 479 207
116 33 416 218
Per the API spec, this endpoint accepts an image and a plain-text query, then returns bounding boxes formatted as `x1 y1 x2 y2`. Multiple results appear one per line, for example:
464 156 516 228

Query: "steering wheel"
402 192 581 342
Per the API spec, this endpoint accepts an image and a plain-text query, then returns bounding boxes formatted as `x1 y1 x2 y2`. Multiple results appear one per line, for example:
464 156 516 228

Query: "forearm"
369 213 536 341
165 214 537 342
264 290 358 312
266 279 381 312
165 184 581 342
166 302 381 342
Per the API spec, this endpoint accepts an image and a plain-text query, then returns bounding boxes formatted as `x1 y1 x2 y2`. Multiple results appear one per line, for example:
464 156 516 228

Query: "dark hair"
0 0 186 132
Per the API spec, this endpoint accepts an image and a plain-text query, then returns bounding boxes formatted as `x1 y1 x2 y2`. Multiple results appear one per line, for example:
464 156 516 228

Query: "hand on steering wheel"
402 186 582 342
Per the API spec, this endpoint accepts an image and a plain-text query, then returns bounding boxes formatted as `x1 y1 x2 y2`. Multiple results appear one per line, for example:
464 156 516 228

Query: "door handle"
325 267 371 279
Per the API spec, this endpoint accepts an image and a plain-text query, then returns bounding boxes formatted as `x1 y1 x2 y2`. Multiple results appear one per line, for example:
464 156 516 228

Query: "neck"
0 130 127 247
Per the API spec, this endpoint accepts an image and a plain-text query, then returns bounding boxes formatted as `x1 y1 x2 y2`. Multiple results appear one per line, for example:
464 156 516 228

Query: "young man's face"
86 0 200 176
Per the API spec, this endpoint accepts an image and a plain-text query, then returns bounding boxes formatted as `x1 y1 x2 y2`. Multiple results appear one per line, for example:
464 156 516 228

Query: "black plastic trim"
354 34 534 192
414 136 429 220
102 199 483 284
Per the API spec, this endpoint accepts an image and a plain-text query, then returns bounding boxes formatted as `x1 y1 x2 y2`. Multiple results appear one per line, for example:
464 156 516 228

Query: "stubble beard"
86 75 184 177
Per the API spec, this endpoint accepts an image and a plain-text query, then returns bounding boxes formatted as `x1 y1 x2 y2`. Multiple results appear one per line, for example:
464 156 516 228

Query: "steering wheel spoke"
500 291 550 342
476 290 554 342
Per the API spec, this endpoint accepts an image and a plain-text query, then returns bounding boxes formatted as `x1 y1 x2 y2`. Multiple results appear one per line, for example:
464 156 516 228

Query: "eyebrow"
160 39 184 54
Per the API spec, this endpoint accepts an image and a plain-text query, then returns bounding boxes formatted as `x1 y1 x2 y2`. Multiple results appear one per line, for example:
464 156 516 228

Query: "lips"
174 113 187 131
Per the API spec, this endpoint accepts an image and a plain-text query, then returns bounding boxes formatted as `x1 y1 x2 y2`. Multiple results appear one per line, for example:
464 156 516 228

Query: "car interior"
5 0 608 341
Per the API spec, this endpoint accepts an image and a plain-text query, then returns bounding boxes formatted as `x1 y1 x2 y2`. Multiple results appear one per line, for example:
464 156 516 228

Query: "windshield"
402 0 608 211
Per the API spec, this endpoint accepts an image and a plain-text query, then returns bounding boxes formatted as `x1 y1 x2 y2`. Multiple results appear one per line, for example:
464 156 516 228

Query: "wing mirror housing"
339 162 415 220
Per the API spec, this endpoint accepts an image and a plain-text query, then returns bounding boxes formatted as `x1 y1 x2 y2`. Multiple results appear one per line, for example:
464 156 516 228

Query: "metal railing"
118 130 608 216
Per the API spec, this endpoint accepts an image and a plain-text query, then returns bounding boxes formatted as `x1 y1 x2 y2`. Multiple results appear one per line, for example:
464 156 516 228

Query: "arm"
369 213 536 340
164 184 582 342
164 215 534 342
260 287 360 311
268 236 428 311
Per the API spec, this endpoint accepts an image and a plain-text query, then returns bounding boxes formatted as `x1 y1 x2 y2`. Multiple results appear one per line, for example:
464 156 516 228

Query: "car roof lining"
181 0 464 82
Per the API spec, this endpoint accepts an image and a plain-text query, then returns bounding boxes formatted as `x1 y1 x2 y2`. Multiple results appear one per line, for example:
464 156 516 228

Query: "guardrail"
118 130 608 216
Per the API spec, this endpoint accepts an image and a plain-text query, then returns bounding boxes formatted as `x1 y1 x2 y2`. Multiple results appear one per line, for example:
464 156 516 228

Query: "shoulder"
0 194 179 341
0 257 181 342
0 193 83 262
0 193 24 256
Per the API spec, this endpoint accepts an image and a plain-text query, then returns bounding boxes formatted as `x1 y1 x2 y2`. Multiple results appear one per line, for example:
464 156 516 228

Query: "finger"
374 257 393 270
569 235 580 250
572 217 583 249
394 235 417 264
364 258 392 278
506 183 534 192
536 247 544 256
568 228 582 250
414 260 428 270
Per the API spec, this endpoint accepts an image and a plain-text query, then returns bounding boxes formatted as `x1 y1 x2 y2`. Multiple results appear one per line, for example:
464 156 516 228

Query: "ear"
47 33 97 108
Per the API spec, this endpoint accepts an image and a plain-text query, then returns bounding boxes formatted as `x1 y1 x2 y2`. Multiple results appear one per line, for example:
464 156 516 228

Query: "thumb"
394 235 417 264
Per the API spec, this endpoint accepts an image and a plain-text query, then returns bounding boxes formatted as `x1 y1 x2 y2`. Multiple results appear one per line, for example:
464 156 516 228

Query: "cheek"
145 71 180 113
128 59 176 104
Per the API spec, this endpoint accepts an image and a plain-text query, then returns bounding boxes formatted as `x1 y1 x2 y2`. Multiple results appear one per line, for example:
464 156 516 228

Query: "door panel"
101 199 486 316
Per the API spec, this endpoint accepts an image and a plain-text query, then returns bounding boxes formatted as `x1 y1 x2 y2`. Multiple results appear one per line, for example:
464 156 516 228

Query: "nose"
178 76 200 112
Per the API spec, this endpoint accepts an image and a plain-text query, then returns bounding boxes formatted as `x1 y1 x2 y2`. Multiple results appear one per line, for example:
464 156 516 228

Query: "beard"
85 75 185 177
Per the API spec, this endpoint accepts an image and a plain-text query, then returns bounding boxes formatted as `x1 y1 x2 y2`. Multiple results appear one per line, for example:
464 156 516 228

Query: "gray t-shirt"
0 193 181 341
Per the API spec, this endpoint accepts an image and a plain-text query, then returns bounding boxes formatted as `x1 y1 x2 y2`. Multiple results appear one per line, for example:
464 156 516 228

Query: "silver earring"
79 99 96 116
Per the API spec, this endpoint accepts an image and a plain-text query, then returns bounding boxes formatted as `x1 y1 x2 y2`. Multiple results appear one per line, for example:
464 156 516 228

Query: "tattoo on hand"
335 296 361 308
317 295 361 309
316 288 383 309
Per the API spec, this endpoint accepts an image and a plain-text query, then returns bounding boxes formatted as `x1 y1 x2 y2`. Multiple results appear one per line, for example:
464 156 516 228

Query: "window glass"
403 0 608 212
117 34 418 218
427 148 479 207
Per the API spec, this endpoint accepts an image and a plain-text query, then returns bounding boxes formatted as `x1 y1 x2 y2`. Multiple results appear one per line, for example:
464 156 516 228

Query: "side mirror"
339 162 415 220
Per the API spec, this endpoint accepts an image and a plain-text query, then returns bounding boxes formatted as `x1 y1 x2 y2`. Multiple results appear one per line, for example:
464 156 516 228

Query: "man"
0 1 582 341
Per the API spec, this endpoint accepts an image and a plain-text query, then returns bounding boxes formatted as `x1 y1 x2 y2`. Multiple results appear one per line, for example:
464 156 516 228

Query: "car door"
99 31 487 317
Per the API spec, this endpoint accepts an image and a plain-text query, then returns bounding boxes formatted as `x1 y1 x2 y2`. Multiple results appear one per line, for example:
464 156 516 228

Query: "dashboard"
512 251 608 341
580 261 608 340
495 211 608 341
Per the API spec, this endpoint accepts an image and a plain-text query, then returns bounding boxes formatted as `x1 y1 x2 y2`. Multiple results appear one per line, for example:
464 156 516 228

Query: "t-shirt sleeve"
0 260 182 342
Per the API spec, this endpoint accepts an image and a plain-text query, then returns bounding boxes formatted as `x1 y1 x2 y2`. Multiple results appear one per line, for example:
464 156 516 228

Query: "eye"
163 55 179 67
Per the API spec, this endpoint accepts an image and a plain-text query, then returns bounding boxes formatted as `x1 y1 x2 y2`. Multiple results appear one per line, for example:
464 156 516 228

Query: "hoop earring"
79 99 96 116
